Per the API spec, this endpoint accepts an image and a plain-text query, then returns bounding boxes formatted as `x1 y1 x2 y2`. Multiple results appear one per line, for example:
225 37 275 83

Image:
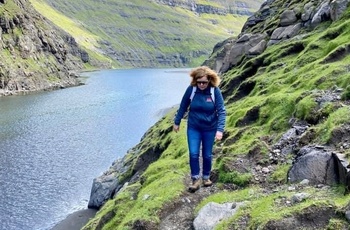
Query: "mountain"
0 0 93 96
82 0 350 229
29 0 263 68
0 0 262 96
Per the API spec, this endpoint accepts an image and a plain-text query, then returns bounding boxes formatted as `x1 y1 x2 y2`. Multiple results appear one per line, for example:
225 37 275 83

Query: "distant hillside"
29 0 263 68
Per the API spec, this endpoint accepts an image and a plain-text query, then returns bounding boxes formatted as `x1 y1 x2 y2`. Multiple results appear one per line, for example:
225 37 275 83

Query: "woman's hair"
189 66 220 87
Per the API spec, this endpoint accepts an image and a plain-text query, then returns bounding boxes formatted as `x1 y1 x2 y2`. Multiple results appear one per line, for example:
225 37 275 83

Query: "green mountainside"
0 0 91 96
81 0 350 229
29 0 263 68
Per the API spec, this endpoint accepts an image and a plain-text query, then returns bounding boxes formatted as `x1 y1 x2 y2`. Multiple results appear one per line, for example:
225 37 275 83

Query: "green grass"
29 0 261 68
83 1 350 229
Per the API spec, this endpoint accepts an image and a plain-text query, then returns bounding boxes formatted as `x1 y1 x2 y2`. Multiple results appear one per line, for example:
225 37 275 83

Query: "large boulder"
88 173 119 209
280 9 298 26
288 146 336 185
219 33 267 73
288 146 350 189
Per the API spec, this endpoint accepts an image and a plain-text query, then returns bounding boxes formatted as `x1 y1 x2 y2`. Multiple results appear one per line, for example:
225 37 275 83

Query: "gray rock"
279 23 302 39
193 202 243 230
345 210 350 222
330 0 350 21
288 147 335 185
287 145 350 190
271 27 285 40
248 40 267 55
220 33 267 73
280 10 298 26
88 173 119 209
302 2 316 22
311 0 331 27
291 192 310 204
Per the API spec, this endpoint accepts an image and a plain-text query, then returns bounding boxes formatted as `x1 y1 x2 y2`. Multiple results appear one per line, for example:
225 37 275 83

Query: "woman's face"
196 76 209 90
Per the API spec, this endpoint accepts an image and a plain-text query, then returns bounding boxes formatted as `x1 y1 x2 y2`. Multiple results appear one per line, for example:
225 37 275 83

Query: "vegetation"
80 2 350 229
28 0 263 68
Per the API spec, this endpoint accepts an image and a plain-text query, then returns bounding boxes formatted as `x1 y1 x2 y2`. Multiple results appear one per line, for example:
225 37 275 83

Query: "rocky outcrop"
0 0 90 96
152 0 259 16
205 0 350 74
288 146 350 188
88 119 171 209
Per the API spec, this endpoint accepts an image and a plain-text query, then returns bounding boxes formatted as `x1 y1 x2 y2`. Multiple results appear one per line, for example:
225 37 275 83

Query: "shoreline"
51 209 97 230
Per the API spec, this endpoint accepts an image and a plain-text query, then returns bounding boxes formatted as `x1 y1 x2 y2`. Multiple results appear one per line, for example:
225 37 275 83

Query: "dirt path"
159 171 223 230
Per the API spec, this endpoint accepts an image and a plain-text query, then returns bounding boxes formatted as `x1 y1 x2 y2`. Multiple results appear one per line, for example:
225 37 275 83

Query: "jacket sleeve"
215 87 226 132
174 86 192 125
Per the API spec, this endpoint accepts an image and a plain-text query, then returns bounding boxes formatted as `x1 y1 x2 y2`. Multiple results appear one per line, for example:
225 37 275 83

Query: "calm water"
0 68 190 230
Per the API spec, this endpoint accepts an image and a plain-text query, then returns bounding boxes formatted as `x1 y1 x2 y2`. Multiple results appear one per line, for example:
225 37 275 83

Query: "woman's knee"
189 152 200 159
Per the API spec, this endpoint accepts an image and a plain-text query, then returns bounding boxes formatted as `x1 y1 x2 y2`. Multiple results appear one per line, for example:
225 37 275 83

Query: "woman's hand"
215 131 223 141
173 124 180 132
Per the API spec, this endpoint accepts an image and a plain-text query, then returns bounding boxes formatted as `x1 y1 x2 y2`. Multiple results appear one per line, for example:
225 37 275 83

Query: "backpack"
190 86 215 103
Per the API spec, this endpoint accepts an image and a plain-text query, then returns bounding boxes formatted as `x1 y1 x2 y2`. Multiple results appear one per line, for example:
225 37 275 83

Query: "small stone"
262 167 270 174
345 210 350 221
299 179 310 185
231 203 237 209
291 193 310 204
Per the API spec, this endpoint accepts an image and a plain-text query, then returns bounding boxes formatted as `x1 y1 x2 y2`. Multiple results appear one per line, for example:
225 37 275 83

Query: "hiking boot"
188 179 201 192
203 179 213 187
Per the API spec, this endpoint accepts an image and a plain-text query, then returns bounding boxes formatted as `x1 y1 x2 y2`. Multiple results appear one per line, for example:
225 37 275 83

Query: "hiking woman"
173 66 226 192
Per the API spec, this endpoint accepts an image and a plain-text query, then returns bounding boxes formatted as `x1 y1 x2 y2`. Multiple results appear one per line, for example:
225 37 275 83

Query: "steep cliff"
83 0 350 229
153 0 260 16
0 0 90 96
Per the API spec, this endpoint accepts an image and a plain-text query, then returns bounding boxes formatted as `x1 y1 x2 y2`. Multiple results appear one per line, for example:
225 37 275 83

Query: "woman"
173 66 226 192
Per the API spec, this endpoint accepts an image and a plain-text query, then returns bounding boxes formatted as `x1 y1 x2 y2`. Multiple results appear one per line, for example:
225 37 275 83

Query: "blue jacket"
174 85 226 132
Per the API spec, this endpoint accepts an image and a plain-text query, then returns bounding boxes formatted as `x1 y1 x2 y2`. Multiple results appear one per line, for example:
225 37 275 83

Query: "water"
0 68 190 230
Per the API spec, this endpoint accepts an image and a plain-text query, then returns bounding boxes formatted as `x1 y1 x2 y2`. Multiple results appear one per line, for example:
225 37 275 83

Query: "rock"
280 23 302 39
288 146 350 189
299 179 310 185
248 40 267 55
345 210 350 221
219 33 267 73
270 27 286 40
280 10 298 26
291 193 310 204
288 146 335 185
87 173 119 209
302 2 316 21
330 0 350 21
193 202 243 230
269 23 302 44
311 0 331 27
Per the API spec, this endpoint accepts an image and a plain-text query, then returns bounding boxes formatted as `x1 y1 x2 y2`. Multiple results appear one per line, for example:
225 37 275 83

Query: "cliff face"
153 0 257 16
0 0 89 96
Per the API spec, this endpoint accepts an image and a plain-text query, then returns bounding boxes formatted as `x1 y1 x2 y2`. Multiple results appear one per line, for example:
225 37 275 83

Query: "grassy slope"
82 5 350 230
28 0 111 68
29 0 262 68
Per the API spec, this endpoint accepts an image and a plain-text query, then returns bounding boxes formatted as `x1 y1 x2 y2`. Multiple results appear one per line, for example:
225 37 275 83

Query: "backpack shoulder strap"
190 86 215 103
210 87 215 103
190 86 197 101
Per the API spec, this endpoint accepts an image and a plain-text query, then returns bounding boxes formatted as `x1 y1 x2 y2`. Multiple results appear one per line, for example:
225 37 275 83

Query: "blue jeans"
187 127 216 180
